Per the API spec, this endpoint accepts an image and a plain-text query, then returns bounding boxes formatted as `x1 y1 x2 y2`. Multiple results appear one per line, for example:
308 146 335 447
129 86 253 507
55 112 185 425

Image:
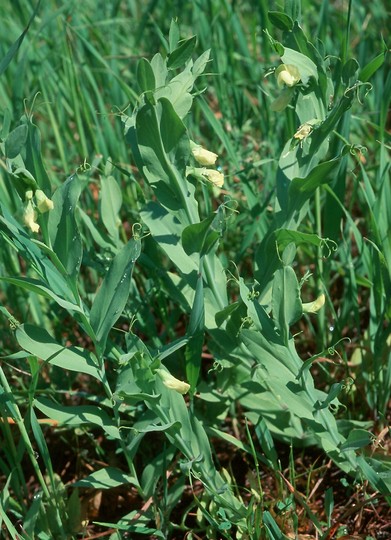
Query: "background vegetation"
0 0 390 538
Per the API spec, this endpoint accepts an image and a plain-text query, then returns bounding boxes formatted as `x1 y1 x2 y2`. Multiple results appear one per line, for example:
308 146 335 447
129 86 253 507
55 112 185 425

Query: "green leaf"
135 99 194 215
287 154 343 216
281 47 318 84
271 265 303 345
263 511 291 540
182 215 217 256
185 264 205 390
340 429 374 453
90 237 141 351
168 19 180 52
215 302 240 328
15 324 102 380
357 456 391 497
167 35 196 70
342 58 359 84
4 124 28 159
24 119 51 193
359 46 387 82
72 467 139 489
100 175 122 240
0 208 79 303
48 174 82 278
274 229 337 256
192 49 211 77
34 397 120 439
137 58 156 93
140 201 198 278
30 408 54 478
0 0 41 77
268 11 293 32
0 276 82 313
314 382 345 410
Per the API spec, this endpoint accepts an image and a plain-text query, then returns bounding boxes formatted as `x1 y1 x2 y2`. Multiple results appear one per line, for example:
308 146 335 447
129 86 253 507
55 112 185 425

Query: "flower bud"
276 64 301 87
156 369 190 395
191 144 218 166
23 201 40 233
35 190 54 213
302 293 325 313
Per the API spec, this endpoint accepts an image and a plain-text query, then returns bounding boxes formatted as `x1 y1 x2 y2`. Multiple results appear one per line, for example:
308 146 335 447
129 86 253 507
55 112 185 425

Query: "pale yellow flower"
294 123 313 141
23 201 40 233
202 168 224 188
302 293 325 313
191 145 218 166
35 189 54 213
276 64 301 87
156 369 190 395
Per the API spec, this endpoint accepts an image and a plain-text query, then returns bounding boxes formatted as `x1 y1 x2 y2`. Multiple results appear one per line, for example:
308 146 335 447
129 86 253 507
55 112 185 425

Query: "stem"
99 369 140 487
0 365 67 538
315 187 325 348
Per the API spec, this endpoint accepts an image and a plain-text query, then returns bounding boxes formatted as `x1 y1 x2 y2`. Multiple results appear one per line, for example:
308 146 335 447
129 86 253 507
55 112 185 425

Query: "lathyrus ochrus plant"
0 113 144 536
222 9 391 503
124 16 390 527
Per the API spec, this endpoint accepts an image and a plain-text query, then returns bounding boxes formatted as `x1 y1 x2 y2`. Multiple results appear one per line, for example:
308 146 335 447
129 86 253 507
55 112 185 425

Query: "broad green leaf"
15 324 102 380
167 35 196 70
78 208 114 250
135 98 195 217
34 397 120 439
182 214 219 256
274 229 337 256
137 58 156 93
281 47 318 84
0 277 82 313
340 429 374 453
150 52 168 88
72 467 139 489
168 19 180 52
90 238 141 351
48 174 82 278
192 49 211 77
268 11 293 32
215 302 240 328
342 58 359 84
314 381 345 410
359 47 387 82
272 265 302 344
24 119 51 193
185 263 205 390
357 456 391 497
154 335 189 361
100 175 122 241
4 124 28 159
287 154 343 216
285 0 301 21
0 207 79 303
0 108 11 139
137 421 182 434
140 201 198 278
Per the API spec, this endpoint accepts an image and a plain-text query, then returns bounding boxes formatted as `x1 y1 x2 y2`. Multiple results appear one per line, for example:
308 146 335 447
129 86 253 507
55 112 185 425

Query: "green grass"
0 1 390 538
